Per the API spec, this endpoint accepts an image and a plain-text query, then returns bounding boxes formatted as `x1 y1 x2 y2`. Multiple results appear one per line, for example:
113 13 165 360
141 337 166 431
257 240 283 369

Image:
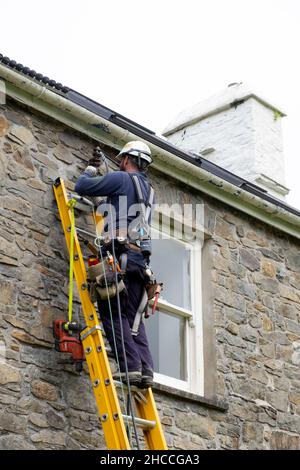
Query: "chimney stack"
163 83 289 200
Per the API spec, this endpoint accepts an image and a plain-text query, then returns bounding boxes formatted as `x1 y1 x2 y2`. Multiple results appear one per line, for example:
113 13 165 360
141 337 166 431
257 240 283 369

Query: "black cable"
126 392 131 442
110 212 140 450
112 253 141 449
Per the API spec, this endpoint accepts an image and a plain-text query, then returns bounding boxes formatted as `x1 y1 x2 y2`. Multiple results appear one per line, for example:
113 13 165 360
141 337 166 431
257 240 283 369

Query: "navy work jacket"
75 170 152 268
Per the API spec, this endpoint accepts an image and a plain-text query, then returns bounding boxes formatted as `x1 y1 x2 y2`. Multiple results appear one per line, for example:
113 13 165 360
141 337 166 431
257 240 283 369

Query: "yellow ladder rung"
114 380 148 405
122 415 156 430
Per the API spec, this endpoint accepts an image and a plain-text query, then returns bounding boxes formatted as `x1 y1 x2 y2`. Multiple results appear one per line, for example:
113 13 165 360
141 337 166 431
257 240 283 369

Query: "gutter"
1 62 300 240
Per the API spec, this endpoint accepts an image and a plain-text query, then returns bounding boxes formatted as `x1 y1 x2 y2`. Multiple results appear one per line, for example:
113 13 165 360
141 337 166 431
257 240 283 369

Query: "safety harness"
131 289 148 336
127 174 162 336
85 173 161 337
128 173 154 252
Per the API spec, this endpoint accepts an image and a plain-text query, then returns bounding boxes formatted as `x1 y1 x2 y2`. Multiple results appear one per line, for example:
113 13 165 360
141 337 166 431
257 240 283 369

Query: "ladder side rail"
134 388 168 450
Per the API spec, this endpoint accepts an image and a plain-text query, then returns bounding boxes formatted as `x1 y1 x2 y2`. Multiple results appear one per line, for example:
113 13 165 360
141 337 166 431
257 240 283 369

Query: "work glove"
85 146 104 176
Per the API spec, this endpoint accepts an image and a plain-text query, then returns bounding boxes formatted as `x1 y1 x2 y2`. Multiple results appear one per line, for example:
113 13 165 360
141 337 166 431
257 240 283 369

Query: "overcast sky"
1 0 300 209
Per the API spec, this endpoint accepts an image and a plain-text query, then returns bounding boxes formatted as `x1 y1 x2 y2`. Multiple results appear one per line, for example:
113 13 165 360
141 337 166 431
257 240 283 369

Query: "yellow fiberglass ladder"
53 177 167 451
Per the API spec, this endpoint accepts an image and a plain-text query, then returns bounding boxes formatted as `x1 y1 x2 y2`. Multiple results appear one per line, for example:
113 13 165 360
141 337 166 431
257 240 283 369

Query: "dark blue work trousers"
97 260 154 377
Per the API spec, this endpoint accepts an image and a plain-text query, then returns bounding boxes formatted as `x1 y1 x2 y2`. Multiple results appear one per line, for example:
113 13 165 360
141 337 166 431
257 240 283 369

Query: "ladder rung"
122 414 156 430
76 226 99 238
114 380 148 405
70 193 95 208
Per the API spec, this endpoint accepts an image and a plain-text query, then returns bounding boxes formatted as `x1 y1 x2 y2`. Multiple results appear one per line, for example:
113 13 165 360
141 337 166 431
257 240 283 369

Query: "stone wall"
203 199 300 449
0 97 300 449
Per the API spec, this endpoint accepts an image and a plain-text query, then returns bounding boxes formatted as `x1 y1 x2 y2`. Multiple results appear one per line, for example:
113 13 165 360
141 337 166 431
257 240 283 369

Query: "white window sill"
152 381 228 411
154 372 190 393
153 298 193 319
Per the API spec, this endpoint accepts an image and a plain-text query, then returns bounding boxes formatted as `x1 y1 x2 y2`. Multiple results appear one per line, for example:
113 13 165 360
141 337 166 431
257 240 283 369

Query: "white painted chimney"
163 83 289 200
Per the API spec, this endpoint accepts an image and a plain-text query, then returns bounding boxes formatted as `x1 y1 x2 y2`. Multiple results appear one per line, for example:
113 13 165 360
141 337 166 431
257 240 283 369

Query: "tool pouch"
87 259 125 301
146 282 163 301
143 264 163 301
95 279 126 300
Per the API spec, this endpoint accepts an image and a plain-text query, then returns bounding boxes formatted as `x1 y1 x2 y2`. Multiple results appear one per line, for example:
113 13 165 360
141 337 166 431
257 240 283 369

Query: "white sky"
1 0 300 209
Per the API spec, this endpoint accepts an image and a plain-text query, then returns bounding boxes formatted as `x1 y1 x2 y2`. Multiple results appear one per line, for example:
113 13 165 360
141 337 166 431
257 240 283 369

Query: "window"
144 213 204 395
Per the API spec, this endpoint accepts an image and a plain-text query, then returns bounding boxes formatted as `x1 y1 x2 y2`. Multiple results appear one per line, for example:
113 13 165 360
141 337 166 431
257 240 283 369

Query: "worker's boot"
140 375 154 389
112 371 142 387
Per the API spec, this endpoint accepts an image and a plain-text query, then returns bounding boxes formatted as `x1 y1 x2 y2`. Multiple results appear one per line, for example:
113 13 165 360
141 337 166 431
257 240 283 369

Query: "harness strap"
131 288 148 336
145 186 154 222
119 252 128 274
128 174 154 224
130 174 144 204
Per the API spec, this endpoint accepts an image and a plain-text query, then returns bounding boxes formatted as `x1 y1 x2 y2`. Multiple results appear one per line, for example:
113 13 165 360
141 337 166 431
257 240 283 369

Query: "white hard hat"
116 141 153 165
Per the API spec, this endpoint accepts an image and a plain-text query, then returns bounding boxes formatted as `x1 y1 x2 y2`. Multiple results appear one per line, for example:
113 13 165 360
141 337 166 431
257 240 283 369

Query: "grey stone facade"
0 97 300 450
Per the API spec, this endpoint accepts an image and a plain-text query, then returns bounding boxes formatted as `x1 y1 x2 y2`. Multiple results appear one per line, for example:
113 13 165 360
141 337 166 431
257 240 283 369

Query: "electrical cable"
110 229 140 449
92 209 127 417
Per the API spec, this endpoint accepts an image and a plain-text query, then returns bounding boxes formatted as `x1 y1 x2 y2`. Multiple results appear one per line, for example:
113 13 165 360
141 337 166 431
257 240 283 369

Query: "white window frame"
149 209 204 396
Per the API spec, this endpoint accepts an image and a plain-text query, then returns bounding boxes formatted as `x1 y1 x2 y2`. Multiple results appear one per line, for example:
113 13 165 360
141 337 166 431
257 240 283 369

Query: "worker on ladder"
75 141 156 389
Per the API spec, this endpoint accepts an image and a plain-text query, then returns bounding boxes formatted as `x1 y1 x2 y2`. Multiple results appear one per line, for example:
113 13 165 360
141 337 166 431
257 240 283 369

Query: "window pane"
145 310 187 381
150 235 191 310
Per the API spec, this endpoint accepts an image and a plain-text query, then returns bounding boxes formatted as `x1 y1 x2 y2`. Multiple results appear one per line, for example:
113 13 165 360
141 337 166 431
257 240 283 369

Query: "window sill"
153 382 228 412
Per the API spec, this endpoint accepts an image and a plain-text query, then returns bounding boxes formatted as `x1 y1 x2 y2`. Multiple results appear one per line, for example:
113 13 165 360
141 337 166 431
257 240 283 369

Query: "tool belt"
128 242 141 253
102 233 143 256
87 251 162 336
87 255 126 301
